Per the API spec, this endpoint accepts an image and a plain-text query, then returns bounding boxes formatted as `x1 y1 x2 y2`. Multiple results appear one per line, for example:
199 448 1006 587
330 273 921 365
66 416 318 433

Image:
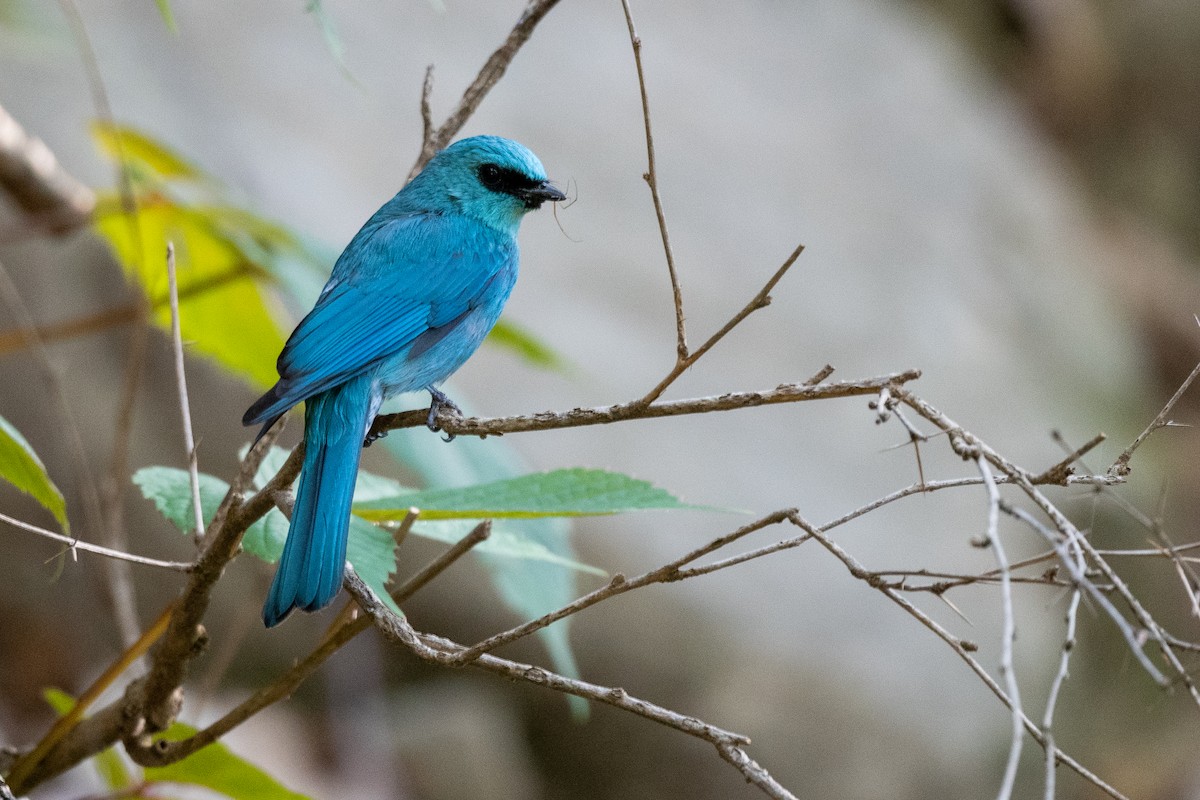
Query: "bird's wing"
249 213 514 421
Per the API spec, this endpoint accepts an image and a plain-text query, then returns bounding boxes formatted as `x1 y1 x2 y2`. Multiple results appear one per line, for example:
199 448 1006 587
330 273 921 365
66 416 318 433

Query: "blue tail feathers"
262 376 373 627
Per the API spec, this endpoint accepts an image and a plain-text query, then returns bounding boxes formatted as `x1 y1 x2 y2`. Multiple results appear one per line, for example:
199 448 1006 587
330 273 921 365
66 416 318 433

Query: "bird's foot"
363 426 388 448
427 387 462 442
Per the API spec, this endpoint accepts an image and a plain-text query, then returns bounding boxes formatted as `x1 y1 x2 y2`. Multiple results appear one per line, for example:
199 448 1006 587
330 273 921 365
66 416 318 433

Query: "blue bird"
244 136 564 627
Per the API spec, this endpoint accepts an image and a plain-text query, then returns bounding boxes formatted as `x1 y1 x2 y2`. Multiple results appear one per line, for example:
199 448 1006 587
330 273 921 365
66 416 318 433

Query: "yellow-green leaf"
0 413 68 532
90 122 202 181
488 318 568 371
93 197 287 388
145 722 311 800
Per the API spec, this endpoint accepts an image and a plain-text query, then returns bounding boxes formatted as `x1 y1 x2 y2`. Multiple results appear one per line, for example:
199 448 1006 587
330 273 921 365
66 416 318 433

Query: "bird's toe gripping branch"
426 386 463 442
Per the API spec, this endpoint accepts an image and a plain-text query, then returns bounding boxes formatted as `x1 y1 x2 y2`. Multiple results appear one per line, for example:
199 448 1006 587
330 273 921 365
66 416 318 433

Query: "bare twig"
1039 513 1083 800
409 0 563 177
0 264 255 356
418 65 435 154
448 510 795 664
1109 357 1200 477
0 511 192 571
166 243 205 538
5 604 174 793
619 0 686 363
1033 431 1106 485
346 571 801 800
792 513 1130 800
894 387 1184 692
392 520 491 602
974 455 1023 800
1003 504 1168 687
638 244 805 407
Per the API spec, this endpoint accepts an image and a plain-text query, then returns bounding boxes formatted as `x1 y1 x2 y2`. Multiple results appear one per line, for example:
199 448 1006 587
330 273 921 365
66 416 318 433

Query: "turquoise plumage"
244 136 563 627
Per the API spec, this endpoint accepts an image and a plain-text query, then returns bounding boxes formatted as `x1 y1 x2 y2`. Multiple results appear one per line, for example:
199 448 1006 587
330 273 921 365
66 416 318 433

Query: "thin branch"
409 0 563 177
894 387 1184 692
0 512 192 571
0 256 141 644
619 0 686 363
974 455 1023 800
5 604 174 793
791 513 1130 800
1040 517 1083 800
372 369 920 441
638 244 804 407
1109 357 1200 477
392 520 491 603
0 263 255 356
166 243 205 538
1003 504 1169 687
418 65 435 155
448 510 795 665
346 571 805 800
1033 431 1106 485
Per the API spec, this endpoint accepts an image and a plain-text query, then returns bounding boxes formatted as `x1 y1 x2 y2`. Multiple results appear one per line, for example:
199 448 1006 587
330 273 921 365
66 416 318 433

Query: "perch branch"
371 369 920 441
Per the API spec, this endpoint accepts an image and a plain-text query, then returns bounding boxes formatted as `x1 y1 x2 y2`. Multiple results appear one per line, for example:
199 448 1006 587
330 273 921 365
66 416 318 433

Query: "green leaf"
153 0 178 33
43 688 133 790
93 197 288 388
90 122 201 181
408 517 605 575
0 413 68 532
132 466 228 533
355 468 703 520
487 319 569 371
145 721 310 799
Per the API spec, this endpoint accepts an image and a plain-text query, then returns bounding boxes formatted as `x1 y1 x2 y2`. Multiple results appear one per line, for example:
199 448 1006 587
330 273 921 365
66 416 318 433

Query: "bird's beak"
518 180 567 209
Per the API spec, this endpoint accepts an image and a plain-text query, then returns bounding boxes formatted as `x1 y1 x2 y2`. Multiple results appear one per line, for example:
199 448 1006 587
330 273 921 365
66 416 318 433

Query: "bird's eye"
479 164 503 189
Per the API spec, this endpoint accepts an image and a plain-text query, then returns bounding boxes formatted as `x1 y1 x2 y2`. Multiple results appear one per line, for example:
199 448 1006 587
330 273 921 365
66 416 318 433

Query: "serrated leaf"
355 468 702 520
90 122 200 181
487 319 568 371
43 688 133 790
0 413 68 532
244 444 605 572
145 721 310 799
132 466 228 533
93 197 288 388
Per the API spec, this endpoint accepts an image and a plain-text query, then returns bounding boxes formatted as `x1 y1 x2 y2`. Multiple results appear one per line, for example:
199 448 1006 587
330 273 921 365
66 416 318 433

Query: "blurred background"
2 0 1200 797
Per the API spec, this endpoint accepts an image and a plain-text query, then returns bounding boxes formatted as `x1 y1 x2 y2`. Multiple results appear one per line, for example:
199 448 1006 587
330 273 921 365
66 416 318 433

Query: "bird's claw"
427 387 462 442
363 427 388 448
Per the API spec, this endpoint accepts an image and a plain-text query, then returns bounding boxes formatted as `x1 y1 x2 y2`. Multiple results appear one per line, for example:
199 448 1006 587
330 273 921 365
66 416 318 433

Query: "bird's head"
408 136 565 233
